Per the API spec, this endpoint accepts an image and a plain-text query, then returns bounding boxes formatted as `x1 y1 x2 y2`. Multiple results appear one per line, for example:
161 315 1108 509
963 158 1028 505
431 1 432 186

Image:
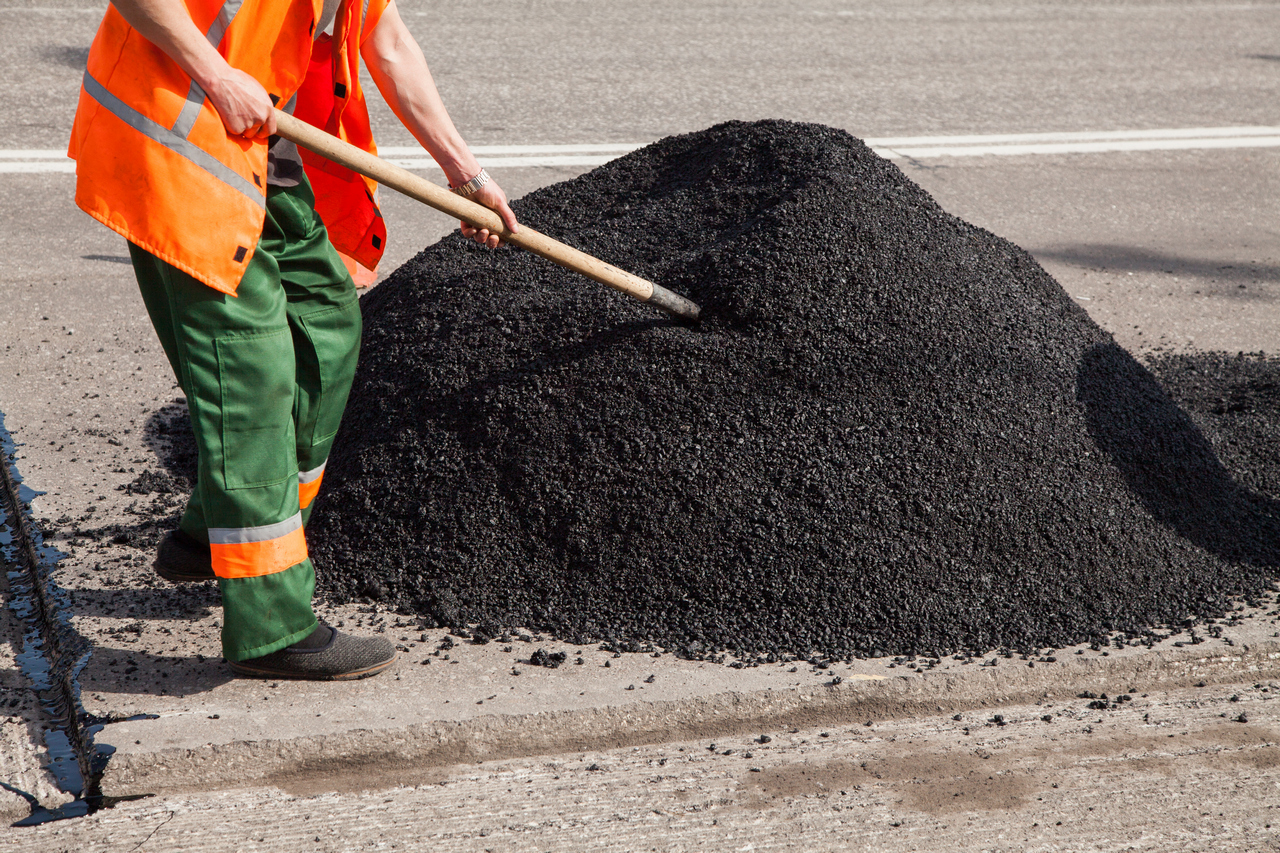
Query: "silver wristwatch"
451 168 491 197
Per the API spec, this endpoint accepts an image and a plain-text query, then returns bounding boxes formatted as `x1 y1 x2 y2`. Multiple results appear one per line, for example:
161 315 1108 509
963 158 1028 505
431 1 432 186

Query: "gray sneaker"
154 530 216 583
227 626 397 681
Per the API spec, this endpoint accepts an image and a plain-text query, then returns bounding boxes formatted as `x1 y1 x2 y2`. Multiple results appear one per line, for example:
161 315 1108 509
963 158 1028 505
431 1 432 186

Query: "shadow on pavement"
79 254 132 265
142 402 198 485
77 645 234 697
69 585 218 622
1076 341 1280 570
39 45 89 70
1036 244 1280 286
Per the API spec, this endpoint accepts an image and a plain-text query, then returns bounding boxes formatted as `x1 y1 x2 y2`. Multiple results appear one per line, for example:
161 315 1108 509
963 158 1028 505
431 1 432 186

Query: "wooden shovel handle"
272 110 701 322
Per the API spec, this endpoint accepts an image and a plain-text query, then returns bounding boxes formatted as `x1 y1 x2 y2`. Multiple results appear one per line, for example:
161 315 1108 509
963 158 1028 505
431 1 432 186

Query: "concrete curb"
100 637 1280 796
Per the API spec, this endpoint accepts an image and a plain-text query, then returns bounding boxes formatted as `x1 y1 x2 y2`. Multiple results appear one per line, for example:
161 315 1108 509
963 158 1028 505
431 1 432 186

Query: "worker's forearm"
109 0 230 92
107 0 275 136
363 0 518 244
362 8 481 186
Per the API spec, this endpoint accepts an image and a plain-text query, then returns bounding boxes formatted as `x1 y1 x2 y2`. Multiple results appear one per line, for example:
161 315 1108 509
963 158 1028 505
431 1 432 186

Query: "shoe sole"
226 653 398 681
153 560 216 584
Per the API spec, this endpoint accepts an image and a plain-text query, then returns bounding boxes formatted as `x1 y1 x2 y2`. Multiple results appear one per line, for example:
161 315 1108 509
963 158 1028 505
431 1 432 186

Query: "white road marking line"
0 150 72 159
383 155 625 170
831 2 1280 13
6 127 1278 174
380 143 642 156
0 161 76 174
865 126 1280 146
876 135 1280 159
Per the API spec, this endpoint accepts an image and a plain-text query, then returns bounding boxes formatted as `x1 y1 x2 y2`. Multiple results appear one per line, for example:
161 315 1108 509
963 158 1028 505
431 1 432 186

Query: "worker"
68 0 519 679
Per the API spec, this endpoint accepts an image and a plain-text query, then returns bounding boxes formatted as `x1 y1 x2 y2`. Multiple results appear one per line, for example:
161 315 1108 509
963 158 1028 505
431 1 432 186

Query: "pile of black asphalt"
307 120 1280 660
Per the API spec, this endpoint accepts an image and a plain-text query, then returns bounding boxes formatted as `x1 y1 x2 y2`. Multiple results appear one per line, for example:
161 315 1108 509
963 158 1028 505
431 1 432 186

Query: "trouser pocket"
293 298 362 450
216 328 296 489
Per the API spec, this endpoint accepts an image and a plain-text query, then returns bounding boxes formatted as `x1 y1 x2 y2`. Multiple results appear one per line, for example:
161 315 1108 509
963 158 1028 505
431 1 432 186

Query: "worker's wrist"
440 152 483 188
450 168 491 197
185 40 238 97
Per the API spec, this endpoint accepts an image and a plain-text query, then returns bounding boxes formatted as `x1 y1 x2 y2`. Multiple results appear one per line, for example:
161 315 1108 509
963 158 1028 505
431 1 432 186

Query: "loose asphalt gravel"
289 120 1280 661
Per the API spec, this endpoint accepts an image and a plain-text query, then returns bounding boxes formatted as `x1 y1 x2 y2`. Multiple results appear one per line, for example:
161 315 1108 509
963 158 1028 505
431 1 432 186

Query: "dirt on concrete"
16 681 1280 853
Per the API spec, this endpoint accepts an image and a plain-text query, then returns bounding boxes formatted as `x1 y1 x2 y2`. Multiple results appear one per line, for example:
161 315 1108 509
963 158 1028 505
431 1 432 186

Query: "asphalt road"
1 1 1279 849
3 0 1278 353
10 0 1280 145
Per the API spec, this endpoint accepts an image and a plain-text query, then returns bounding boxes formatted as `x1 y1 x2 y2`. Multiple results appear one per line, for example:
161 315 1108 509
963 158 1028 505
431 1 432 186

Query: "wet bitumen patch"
0 411 150 825
306 119 1280 661
31 400 196 579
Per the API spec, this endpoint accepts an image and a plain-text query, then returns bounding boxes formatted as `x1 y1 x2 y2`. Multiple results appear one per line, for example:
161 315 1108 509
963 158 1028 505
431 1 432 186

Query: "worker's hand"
206 67 277 140
460 181 520 249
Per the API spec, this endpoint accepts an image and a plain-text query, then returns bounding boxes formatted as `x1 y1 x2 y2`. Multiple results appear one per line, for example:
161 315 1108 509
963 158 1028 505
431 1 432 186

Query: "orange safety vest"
294 0 389 286
69 0 389 296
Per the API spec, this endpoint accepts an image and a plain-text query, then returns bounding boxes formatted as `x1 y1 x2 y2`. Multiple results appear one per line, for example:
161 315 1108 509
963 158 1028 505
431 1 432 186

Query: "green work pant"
129 177 361 661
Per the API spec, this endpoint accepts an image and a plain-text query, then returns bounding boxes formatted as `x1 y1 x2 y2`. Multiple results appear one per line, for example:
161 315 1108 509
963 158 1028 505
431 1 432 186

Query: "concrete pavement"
16 681 1280 852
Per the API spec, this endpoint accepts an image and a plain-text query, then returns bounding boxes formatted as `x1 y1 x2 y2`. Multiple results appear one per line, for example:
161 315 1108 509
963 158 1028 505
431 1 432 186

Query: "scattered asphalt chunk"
528 649 566 668
309 119 1280 660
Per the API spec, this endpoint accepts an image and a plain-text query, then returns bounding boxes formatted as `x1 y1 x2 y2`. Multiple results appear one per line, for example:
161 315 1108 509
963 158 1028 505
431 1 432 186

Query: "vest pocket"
216 328 297 489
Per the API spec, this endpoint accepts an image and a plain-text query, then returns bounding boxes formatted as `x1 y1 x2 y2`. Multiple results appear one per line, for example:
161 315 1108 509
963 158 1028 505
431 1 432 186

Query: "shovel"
273 110 701 321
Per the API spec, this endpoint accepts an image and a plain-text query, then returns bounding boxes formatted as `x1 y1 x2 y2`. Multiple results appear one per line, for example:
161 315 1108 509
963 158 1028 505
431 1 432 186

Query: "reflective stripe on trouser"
298 462 326 515
130 176 361 661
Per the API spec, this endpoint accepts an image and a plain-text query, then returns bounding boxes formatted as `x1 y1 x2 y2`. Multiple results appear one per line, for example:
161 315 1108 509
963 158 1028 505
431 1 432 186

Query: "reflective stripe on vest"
298 462 326 510
209 513 307 579
172 0 248 138
81 71 264 210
